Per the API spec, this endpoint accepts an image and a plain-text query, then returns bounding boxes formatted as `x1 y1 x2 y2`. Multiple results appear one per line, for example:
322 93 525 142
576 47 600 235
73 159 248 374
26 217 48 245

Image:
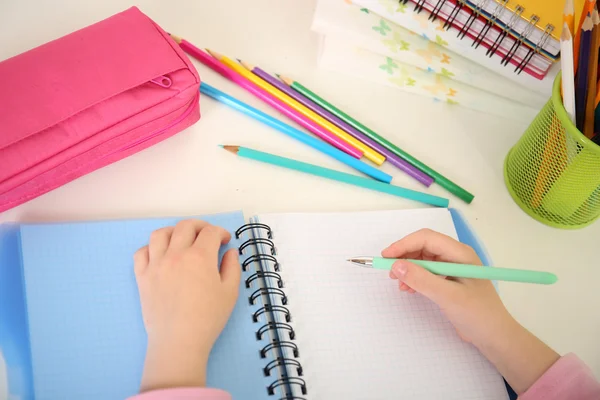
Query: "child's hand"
382 229 512 348
134 220 241 392
383 229 559 394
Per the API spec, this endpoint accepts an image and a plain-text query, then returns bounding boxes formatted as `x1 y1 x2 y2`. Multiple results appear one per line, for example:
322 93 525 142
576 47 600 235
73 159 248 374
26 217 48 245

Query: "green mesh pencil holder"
504 72 600 229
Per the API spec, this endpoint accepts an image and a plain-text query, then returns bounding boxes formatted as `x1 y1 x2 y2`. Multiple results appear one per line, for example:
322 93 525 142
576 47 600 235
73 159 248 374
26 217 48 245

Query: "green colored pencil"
221 145 449 208
347 257 558 285
278 75 474 204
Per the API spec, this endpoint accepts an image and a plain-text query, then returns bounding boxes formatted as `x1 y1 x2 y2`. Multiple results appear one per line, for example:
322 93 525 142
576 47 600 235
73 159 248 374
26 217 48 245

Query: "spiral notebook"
0 208 509 400
318 36 540 122
312 0 548 109
352 0 560 90
463 0 586 56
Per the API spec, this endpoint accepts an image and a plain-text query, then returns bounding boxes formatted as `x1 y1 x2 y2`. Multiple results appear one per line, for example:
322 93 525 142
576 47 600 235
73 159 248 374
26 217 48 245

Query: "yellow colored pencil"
564 0 575 36
205 50 385 165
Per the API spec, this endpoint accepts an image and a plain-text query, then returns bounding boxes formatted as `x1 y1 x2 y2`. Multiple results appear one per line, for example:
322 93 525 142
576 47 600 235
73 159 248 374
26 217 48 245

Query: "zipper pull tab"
150 75 172 88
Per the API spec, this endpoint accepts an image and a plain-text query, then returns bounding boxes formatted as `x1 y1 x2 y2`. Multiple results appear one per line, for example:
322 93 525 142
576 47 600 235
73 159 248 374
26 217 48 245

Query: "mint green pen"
347 257 558 285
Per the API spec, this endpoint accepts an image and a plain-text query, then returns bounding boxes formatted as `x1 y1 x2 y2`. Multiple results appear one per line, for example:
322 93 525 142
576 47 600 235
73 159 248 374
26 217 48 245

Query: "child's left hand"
134 220 241 392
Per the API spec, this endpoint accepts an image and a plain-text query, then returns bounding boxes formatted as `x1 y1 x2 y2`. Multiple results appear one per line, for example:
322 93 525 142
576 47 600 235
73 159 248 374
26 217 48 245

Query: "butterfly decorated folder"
0 208 511 399
312 0 546 109
318 36 539 122
352 0 558 95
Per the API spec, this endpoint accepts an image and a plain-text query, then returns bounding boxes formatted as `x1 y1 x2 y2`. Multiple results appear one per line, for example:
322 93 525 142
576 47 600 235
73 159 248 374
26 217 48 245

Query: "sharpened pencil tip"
169 33 182 44
279 75 294 86
222 145 240 154
238 59 254 71
562 23 572 40
205 49 222 60
583 13 594 31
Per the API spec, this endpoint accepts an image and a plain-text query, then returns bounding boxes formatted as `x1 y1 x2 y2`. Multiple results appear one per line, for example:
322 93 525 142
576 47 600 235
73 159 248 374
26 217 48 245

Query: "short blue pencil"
223 145 449 207
200 82 393 183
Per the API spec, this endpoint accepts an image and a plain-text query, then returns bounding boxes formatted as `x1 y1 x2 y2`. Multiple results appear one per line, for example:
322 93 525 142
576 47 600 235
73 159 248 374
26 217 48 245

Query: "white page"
257 209 508 400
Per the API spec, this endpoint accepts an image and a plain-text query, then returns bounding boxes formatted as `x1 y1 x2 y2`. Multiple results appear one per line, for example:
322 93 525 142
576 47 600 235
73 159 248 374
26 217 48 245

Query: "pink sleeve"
520 353 600 400
126 388 231 400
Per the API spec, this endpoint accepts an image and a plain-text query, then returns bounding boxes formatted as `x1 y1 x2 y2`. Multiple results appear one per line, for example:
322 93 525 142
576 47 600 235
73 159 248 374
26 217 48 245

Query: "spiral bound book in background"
352 0 568 95
0 208 509 399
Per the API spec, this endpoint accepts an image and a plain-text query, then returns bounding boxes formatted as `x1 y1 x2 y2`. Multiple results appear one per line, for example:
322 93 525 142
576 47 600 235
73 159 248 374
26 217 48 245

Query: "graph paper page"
18 212 270 400
258 209 508 400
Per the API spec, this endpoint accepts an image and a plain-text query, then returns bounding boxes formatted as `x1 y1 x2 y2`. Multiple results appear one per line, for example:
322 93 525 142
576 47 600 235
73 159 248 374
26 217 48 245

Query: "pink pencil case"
0 7 200 212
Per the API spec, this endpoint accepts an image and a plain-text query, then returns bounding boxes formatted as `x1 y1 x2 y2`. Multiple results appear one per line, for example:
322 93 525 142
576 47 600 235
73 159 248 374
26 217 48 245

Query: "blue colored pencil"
575 13 593 130
223 145 449 207
200 82 393 183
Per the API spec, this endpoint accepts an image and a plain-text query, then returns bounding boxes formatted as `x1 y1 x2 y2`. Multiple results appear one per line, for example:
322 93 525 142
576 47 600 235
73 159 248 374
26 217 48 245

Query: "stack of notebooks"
0 208 512 399
312 0 584 122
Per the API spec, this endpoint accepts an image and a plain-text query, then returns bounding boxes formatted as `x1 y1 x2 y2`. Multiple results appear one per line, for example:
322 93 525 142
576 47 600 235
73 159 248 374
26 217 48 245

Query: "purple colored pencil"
575 13 593 130
238 60 434 187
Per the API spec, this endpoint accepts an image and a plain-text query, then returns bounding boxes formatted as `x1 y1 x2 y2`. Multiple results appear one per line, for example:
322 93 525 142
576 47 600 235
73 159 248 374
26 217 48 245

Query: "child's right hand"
383 229 560 395
382 228 513 348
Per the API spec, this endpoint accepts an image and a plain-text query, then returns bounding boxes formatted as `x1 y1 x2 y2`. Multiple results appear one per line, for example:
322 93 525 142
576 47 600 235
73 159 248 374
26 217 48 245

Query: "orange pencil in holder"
504 72 600 229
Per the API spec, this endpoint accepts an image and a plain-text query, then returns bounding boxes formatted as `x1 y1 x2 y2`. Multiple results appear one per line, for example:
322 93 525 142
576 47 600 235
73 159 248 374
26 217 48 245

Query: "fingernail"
392 261 408 277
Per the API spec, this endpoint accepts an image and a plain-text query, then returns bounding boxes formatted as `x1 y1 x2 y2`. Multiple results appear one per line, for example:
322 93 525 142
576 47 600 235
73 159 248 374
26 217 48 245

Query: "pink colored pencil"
240 63 432 187
170 36 362 159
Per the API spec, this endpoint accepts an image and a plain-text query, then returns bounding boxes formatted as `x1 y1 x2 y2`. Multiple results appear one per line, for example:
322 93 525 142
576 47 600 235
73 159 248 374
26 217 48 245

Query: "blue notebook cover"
0 208 501 400
0 211 270 400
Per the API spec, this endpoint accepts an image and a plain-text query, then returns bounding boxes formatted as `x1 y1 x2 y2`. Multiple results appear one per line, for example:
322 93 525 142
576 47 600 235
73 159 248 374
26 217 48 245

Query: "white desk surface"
1 0 599 397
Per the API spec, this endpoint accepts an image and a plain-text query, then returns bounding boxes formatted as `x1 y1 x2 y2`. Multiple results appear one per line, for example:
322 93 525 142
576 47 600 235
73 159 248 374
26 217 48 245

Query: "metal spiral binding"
268 378 307 396
501 13 539 66
253 304 291 323
458 0 489 39
444 0 466 30
414 0 427 14
429 0 447 22
242 254 279 272
487 4 524 57
515 23 554 74
473 0 508 48
239 238 276 255
264 357 303 377
245 271 284 288
249 287 287 305
405 0 547 75
260 340 299 359
238 224 307 399
256 322 296 341
235 223 272 239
